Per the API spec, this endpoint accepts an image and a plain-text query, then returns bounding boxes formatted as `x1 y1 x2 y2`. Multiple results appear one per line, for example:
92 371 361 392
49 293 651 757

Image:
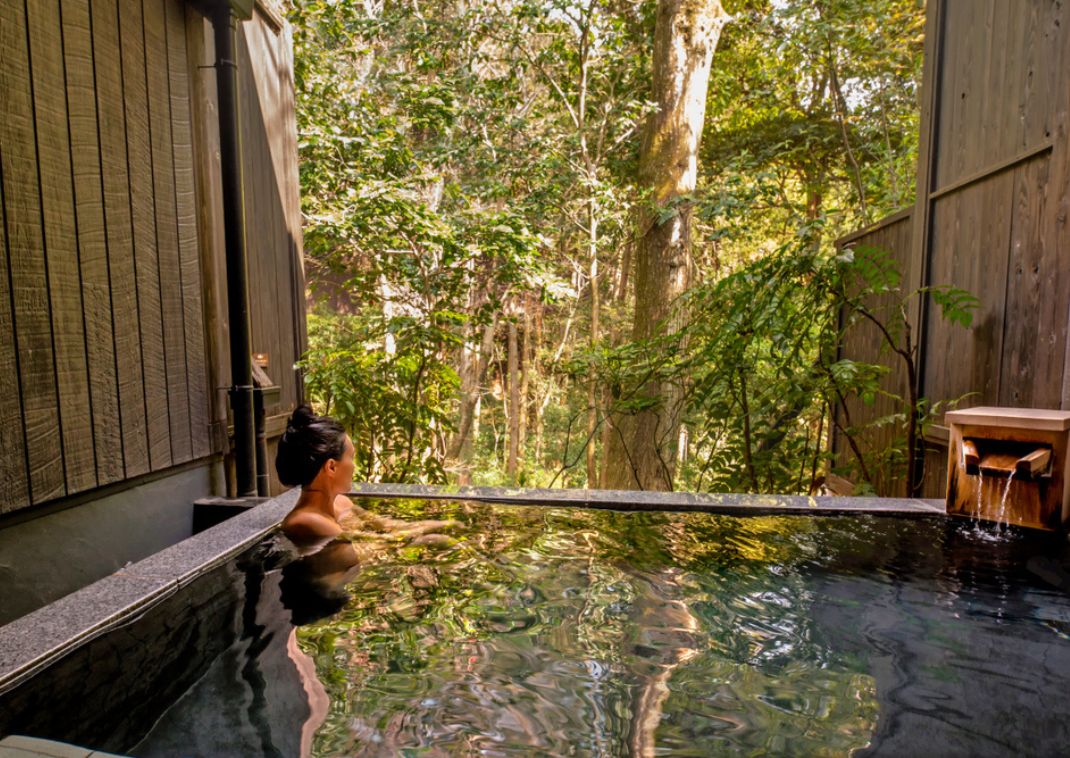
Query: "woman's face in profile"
335 435 356 490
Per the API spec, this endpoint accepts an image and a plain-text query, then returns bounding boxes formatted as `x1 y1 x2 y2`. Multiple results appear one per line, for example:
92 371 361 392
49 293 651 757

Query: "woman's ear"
325 458 338 475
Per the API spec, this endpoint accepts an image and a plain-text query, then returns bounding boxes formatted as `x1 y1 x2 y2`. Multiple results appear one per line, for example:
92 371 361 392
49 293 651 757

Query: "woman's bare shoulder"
282 509 342 542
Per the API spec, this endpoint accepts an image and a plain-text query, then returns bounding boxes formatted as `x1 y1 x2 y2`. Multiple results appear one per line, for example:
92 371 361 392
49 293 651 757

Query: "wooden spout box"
945 407 1070 531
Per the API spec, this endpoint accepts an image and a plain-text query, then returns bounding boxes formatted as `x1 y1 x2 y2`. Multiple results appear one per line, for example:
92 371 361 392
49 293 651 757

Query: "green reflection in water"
297 502 880 756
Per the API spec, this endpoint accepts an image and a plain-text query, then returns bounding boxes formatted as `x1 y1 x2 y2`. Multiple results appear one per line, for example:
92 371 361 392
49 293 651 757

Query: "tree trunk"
519 299 531 452
506 321 520 479
602 0 728 491
586 208 600 487
448 317 496 475
533 300 544 467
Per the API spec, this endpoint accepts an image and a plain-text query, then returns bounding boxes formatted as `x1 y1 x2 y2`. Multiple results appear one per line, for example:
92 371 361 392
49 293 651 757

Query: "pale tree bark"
586 210 600 487
533 301 545 466
447 317 496 481
506 320 520 479
519 298 531 451
603 0 728 491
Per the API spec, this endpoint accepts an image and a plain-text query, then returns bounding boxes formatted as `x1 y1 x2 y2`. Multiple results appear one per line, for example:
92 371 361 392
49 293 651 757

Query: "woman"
275 404 359 543
275 405 456 545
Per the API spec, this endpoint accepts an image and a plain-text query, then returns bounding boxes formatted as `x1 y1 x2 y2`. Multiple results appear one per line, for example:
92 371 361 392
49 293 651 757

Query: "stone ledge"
0 734 122 757
0 489 298 696
348 482 947 517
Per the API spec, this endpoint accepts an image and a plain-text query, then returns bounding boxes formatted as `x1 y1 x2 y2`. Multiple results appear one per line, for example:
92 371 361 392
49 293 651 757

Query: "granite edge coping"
0 483 944 695
348 482 948 516
0 489 300 696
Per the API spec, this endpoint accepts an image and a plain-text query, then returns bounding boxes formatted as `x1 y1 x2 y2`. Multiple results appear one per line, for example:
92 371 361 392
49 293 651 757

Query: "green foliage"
302 311 459 483
289 0 933 493
597 241 976 495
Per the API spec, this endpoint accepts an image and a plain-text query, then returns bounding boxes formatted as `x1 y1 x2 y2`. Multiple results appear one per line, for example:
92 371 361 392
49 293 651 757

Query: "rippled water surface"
271 502 1070 757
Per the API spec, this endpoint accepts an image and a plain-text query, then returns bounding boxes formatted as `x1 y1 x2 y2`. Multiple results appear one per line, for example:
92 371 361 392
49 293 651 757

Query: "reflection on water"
14 502 1066 756
285 503 1070 757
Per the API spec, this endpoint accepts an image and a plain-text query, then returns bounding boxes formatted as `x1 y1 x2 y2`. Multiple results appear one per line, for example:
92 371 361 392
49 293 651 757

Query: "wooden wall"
186 3 306 495
238 7 307 412
0 0 211 513
834 210 913 496
835 0 1070 497
0 0 306 514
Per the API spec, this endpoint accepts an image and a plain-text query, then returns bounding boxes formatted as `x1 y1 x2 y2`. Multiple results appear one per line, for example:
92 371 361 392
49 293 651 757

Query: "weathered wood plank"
238 30 282 407
120 0 172 470
0 0 65 503
166 0 210 459
933 0 961 188
144 0 192 465
0 152 31 512
925 169 1014 408
986 0 1011 162
27 0 97 494
61 0 123 486
1016 1 1043 154
836 213 913 495
238 32 271 408
1001 0 1027 158
957 0 983 188
977 0 998 167
1001 154 1055 408
91 0 150 478
248 14 306 408
1054 3 1070 410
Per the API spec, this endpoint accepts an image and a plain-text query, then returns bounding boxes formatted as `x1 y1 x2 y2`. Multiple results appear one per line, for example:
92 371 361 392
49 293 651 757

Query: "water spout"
997 470 1016 531
945 407 1070 532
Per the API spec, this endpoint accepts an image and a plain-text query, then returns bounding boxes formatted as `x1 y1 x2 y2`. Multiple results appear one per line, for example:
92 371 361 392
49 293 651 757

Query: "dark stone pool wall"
0 489 298 700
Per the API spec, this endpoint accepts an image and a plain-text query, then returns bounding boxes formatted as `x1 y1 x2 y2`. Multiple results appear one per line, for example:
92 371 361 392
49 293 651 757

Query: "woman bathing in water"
274 404 454 545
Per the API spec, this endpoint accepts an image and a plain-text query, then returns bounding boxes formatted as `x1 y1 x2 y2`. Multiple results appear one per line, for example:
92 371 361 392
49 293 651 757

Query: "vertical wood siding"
63 0 124 487
0 0 65 505
237 10 305 414
92 0 150 480
836 0 1070 498
835 211 913 497
184 5 305 489
0 0 215 513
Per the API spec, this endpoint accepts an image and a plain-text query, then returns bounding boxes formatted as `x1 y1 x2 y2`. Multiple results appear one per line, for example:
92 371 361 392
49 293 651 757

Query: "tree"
289 0 927 494
603 0 730 490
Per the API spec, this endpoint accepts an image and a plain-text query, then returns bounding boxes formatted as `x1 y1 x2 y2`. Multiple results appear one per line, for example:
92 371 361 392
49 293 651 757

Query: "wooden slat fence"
835 0 1070 498
834 210 913 496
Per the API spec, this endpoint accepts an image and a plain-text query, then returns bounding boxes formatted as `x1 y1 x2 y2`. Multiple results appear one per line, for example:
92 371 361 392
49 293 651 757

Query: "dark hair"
274 405 347 487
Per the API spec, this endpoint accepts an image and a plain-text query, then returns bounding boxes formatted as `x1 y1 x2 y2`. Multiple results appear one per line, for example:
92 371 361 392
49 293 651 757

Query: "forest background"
290 0 954 495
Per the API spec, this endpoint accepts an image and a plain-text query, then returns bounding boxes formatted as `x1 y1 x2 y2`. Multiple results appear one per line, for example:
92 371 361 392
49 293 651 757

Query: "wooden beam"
928 141 1053 202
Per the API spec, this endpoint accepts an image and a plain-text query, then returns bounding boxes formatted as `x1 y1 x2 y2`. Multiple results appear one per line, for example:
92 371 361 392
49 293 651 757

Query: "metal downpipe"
212 8 257 497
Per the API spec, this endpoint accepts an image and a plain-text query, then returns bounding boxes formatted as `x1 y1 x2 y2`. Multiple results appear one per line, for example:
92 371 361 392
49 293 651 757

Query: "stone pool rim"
0 484 944 695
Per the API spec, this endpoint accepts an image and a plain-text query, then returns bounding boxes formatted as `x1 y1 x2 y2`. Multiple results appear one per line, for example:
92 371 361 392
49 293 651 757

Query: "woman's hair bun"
275 404 347 487
286 404 316 432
